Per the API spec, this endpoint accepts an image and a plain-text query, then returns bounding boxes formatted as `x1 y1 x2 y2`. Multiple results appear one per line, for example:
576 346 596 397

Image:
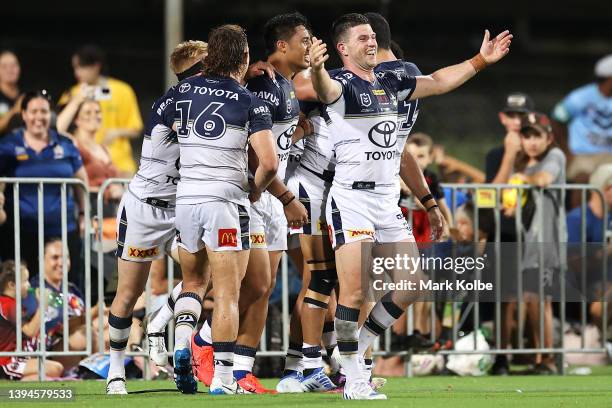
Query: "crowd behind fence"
0 177 609 380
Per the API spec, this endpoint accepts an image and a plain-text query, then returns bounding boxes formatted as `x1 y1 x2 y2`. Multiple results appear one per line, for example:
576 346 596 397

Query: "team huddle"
105 12 512 400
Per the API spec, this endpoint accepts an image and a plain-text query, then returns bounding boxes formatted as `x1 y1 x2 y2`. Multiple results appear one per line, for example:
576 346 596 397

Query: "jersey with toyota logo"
128 85 180 204
297 99 335 177
171 75 273 207
326 68 416 196
246 71 300 181
375 60 421 185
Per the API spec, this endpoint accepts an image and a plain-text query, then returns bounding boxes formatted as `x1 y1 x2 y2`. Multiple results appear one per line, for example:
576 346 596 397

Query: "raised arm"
410 30 512 101
309 37 342 104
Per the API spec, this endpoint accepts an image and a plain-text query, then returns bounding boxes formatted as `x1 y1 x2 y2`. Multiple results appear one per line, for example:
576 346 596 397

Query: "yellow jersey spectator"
58 45 143 175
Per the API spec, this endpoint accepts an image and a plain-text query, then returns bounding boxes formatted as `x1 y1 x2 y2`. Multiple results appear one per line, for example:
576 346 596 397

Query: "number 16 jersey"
172 75 273 207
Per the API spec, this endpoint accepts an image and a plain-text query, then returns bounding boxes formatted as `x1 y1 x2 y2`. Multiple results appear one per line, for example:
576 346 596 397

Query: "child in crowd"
0 260 64 380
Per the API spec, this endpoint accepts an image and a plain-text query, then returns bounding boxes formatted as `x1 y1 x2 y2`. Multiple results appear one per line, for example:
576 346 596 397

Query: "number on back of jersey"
175 101 227 140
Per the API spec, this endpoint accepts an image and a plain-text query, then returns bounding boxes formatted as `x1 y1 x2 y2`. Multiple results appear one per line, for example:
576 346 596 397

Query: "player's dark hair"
21 89 52 112
364 12 391 50
73 44 106 67
263 12 310 56
203 24 248 79
44 236 63 253
389 40 404 59
331 13 370 45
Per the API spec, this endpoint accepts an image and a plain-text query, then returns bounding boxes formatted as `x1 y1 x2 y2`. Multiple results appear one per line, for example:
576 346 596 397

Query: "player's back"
173 75 265 206
128 86 179 204
298 100 335 178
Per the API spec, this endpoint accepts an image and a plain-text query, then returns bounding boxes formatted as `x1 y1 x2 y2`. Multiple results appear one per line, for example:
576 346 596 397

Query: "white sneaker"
359 357 386 390
106 377 127 395
343 380 387 400
148 333 168 366
276 372 304 393
209 377 243 395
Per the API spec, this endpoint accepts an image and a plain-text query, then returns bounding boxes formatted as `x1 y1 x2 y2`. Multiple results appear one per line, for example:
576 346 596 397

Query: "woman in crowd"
57 87 123 205
511 112 566 374
0 50 23 136
0 260 64 380
0 90 88 289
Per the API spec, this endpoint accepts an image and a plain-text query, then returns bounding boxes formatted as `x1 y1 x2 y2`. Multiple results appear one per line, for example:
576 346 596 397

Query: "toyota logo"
368 121 397 148
178 83 191 93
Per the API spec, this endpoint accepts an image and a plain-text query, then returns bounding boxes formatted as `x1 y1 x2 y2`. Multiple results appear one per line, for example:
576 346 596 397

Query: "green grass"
2 369 612 408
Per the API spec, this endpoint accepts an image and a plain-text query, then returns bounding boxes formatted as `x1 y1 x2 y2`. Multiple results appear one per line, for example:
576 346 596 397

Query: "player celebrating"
105 40 208 395
190 12 311 394
309 14 512 399
171 24 278 395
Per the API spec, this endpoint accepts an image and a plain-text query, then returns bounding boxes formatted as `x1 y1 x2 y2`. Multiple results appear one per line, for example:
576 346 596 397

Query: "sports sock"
147 281 182 334
195 314 213 346
213 341 236 384
335 304 361 383
173 292 202 352
358 292 404 356
108 312 132 379
321 320 337 364
302 343 322 376
283 341 303 376
233 344 257 380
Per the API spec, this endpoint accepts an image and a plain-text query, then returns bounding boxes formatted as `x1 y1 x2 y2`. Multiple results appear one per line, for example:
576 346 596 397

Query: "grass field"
2 367 612 408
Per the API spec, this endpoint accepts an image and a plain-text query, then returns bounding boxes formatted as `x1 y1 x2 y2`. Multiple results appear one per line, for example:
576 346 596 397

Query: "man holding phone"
58 45 143 175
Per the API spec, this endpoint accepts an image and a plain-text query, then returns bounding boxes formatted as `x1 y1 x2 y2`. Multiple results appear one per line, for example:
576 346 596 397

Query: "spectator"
28 238 108 371
552 54 612 183
58 45 143 176
0 90 88 288
511 112 567 374
567 164 612 243
0 50 23 136
484 93 533 375
0 260 64 380
403 133 452 242
0 183 6 227
566 164 612 333
56 94 122 199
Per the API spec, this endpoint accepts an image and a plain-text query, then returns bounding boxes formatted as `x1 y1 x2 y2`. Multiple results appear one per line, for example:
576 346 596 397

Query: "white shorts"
287 168 332 236
116 192 176 262
175 201 250 253
249 192 287 251
326 186 414 249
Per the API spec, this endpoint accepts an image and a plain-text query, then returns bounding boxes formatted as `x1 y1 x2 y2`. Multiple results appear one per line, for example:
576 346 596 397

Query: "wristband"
282 196 295 207
419 194 434 205
426 204 439 212
469 53 488 73
277 190 291 201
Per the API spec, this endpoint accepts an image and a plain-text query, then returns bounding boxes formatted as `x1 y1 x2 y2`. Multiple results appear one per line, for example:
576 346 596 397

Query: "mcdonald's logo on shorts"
218 228 238 247
250 233 266 247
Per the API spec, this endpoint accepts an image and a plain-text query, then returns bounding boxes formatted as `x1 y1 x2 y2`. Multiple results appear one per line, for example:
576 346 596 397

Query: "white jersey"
172 75 273 207
326 68 416 196
246 71 300 182
375 60 422 193
298 101 336 177
128 86 179 205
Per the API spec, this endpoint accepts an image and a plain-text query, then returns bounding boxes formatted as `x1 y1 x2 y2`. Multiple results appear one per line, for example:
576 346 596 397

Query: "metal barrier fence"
0 178 92 381
1 178 609 379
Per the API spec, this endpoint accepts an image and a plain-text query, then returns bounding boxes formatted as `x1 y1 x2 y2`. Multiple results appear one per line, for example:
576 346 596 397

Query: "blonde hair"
170 40 208 74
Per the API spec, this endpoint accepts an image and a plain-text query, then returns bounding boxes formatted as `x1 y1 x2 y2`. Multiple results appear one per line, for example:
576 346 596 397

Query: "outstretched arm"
309 37 342 104
410 30 512 100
